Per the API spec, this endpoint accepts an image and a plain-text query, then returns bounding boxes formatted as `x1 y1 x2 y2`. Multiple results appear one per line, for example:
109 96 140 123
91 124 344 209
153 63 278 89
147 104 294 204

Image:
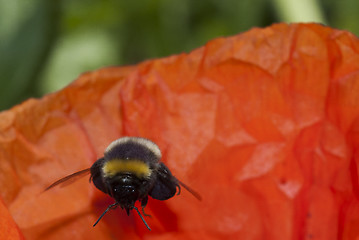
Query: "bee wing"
45 168 91 191
177 179 202 201
89 158 108 194
149 163 178 200
149 163 202 201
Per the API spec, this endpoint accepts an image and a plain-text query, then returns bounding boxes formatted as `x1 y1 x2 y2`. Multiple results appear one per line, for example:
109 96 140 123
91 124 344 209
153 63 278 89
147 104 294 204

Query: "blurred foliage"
0 0 59 110
0 0 358 110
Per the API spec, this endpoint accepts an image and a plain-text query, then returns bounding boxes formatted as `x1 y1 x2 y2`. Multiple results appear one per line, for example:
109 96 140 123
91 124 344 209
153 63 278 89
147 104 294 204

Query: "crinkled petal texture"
0 23 359 240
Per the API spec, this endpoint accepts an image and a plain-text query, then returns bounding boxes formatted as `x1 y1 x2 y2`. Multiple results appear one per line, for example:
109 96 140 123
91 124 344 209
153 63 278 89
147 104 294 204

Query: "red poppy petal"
0 197 25 240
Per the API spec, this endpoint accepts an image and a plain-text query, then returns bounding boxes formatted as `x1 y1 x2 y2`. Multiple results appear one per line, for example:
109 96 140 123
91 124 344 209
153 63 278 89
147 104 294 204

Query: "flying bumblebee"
46 137 201 230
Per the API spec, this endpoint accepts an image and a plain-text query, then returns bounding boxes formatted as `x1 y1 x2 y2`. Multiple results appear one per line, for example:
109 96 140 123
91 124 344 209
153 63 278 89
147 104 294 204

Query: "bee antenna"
133 206 151 231
93 202 119 227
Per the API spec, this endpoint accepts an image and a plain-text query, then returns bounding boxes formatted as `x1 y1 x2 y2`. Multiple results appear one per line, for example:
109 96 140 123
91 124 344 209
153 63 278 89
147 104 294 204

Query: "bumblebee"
46 137 200 230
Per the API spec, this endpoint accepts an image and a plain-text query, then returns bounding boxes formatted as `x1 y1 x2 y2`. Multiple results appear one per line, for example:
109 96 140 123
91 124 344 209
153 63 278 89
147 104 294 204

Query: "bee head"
110 174 142 209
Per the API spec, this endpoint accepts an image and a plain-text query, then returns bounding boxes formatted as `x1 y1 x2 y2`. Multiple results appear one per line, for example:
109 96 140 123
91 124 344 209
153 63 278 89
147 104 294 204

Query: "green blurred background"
0 0 357 111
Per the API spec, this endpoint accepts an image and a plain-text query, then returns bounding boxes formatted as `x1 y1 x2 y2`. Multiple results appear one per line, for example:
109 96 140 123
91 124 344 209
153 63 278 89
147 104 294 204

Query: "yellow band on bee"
102 159 152 178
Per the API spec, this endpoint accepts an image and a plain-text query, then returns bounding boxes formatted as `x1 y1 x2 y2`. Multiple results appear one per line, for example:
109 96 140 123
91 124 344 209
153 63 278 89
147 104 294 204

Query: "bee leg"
110 203 119 210
141 196 151 217
134 206 151 231
93 202 119 227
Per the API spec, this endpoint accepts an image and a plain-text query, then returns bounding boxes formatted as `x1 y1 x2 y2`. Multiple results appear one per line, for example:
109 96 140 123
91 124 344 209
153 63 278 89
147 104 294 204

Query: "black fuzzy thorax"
104 141 159 169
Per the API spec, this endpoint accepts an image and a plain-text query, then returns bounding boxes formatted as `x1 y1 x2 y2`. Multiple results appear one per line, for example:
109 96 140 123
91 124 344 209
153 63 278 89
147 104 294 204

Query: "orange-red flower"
1 23 359 239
